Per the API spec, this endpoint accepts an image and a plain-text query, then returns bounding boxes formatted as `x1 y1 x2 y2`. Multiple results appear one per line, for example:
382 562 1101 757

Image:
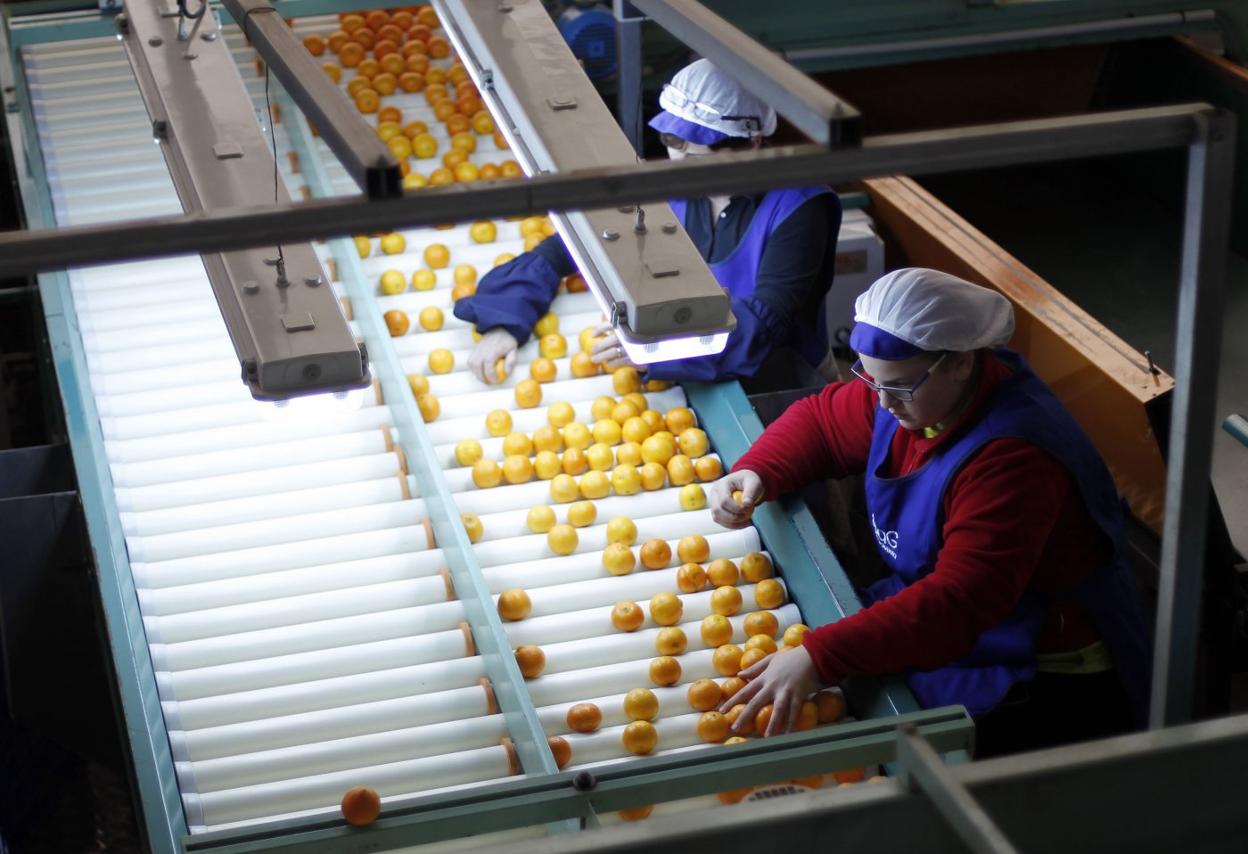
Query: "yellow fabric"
1035 641 1113 675
922 425 942 439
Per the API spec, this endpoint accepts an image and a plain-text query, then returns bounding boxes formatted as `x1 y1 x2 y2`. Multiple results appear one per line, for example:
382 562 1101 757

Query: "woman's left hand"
590 324 640 373
721 644 823 737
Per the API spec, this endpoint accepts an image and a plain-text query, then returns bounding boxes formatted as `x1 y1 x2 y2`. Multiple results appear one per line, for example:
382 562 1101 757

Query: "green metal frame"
0 4 975 851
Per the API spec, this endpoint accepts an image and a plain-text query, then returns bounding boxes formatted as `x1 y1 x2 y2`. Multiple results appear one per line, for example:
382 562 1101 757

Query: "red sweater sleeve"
802 439 1075 683
731 380 877 499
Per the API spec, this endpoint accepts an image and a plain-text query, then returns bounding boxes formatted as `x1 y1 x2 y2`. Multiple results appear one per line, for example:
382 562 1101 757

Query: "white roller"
156 625 473 702
126 497 424 563
110 427 393 488
165 656 488 730
472 510 726 568
136 550 447 617
81 315 227 352
185 742 516 829
143 576 458 644
482 529 760 592
559 713 705 769
536 685 689 735
461 483 708 541
77 296 220 333
85 337 233 375
131 524 434 589
526 649 720 707
121 476 411 538
115 452 403 513
180 714 509 793
393 309 601 359
176 683 494 762
151 599 468 671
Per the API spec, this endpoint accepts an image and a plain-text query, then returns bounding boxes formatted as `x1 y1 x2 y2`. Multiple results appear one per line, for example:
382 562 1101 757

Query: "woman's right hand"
468 328 519 384
709 469 765 529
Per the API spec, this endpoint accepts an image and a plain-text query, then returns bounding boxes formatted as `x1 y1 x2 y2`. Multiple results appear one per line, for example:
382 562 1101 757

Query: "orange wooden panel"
863 176 1171 532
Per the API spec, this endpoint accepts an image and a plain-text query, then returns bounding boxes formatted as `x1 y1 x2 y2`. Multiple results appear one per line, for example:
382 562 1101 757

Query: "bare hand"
709 469 765 529
589 324 640 372
721 644 822 736
468 328 518 384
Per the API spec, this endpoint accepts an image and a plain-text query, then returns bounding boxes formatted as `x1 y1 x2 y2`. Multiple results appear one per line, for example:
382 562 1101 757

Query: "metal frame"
1225 414 1248 449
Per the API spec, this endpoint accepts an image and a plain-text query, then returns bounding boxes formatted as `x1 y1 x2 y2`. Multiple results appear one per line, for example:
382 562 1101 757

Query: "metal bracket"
895 724 1019 854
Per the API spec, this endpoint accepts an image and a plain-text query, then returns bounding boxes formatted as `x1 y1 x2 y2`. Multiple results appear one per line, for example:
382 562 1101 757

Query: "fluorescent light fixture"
260 386 366 422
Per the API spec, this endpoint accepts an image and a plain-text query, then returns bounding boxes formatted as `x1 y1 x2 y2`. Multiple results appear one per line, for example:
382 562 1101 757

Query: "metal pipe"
1150 107 1236 727
614 0 644 155
630 0 861 146
219 0 401 198
782 10 1218 63
0 104 1209 277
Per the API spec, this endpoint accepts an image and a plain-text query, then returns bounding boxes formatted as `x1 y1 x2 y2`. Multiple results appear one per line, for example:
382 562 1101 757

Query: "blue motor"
556 5 617 80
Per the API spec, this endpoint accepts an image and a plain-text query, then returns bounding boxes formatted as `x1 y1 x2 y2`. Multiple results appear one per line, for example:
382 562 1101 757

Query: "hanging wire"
263 64 288 282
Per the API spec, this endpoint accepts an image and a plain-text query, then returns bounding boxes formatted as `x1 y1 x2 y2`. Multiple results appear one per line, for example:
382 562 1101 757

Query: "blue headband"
849 323 925 360
648 110 730 146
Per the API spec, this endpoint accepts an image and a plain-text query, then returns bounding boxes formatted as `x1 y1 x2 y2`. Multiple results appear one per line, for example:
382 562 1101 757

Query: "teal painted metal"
1225 414 1248 449
3 3 116 47
181 707 972 853
685 380 921 718
1 18 188 854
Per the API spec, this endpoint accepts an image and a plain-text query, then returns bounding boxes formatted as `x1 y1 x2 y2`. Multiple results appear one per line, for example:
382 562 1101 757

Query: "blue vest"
670 186 831 366
862 350 1152 721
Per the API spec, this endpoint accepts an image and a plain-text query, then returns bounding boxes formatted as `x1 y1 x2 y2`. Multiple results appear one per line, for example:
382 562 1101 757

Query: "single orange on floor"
611 600 644 632
566 702 602 733
622 720 658 755
515 644 545 678
341 786 381 826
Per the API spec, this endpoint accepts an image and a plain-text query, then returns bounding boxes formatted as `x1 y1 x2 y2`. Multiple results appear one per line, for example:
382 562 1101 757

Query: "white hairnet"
656 59 777 139
851 268 1015 358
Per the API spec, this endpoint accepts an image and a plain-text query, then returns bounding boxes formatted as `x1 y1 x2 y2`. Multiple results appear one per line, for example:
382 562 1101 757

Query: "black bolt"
572 771 597 792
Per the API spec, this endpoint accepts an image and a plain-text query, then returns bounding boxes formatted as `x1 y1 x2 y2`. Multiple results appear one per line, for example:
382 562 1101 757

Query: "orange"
794 700 818 732
706 558 739 588
677 428 709 458
740 552 774 583
379 232 406 255
371 72 398 95
743 611 779 638
303 34 326 55
649 592 682 626
605 516 637 546
502 432 533 457
618 805 654 822
339 41 365 68
565 497 598 527
427 35 450 58
677 534 710 564
353 235 372 258
412 132 439 159
478 162 502 180
700 614 733 647
515 378 542 409
322 62 341 83
354 88 380 113
655 626 687 655
446 112 471 135
648 656 681 688
407 22 432 42
640 434 675 466
472 110 495 134
578 470 610 500
739 647 767 671
408 373 430 397
675 562 707 593
497 589 531 621
622 392 647 413
404 43 429 62
502 454 533 485
566 702 602 733
515 644 545 678
815 691 846 724
390 11 413 31
533 450 561 480
548 736 572 769
717 787 753 805
433 100 458 122
612 367 641 395
500 160 523 178
753 704 775 736
623 687 658 721
640 410 665 433
416 393 439 422
611 400 640 425
426 67 447 85
450 131 477 153
341 786 381 826
340 14 366 33
453 162 480 183
710 585 743 617
639 539 672 570
383 309 410 336
570 351 599 378
612 600 644 632
364 10 390 31
697 711 731 743
724 703 748 726
539 333 567 359
418 306 444 331
584 443 613 471
379 269 406 294
616 442 643 467
564 271 587 292
350 27 375 49
589 396 616 421
620 416 650 445
782 624 810 648
832 768 867 785
547 401 575 428
471 458 501 488
427 348 454 375
529 357 557 383
423 243 450 269
380 53 406 76
468 220 497 244
495 131 512 149
640 462 667 491
532 424 564 453
549 473 578 503
561 448 587 476
667 454 695 487
485 409 512 437
610 464 641 496
602 542 636 576
720 676 747 701
591 418 622 447
712 644 743 676
754 579 786 609
687 678 723 712
678 483 706 511
745 634 778 655
663 406 695 434
562 422 591 451
398 71 424 92
402 121 430 141
694 456 724 482
451 281 475 302
327 30 349 53
547 523 578 555
622 720 659 756
527 505 556 534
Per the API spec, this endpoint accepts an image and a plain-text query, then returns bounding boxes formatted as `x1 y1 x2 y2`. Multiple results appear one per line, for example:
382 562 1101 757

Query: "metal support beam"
0 104 1210 277
629 0 861 146
895 725 1019 854
614 0 644 155
1150 108 1237 727
219 0 400 199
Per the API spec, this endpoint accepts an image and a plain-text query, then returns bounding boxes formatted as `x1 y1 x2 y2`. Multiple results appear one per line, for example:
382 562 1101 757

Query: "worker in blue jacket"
453 59 842 386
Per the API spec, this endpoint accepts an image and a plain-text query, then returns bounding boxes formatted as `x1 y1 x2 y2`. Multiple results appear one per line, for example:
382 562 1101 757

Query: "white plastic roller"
526 649 720 707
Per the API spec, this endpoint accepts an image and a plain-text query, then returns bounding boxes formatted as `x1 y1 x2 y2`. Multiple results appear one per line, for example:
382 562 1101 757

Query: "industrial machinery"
0 1 1240 852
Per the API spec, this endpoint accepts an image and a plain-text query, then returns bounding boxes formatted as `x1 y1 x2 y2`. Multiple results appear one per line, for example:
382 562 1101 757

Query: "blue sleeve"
642 295 782 382
451 236 571 346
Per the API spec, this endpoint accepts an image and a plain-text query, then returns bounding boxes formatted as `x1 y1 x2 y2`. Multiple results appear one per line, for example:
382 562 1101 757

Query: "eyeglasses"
850 352 948 402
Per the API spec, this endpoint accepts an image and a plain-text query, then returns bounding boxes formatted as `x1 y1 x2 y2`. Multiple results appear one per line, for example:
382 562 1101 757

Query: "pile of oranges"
305 6 522 186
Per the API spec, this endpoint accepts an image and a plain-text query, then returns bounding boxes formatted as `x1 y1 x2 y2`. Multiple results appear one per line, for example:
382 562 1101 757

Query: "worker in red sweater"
712 268 1152 756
